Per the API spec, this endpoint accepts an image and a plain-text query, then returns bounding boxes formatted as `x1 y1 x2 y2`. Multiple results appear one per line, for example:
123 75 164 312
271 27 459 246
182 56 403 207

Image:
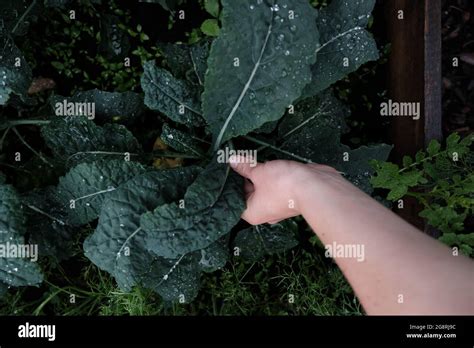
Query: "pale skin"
228 156 474 315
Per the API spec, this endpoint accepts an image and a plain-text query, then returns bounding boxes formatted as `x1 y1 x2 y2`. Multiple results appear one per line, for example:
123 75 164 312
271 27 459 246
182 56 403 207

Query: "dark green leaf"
198 236 229 272
99 15 130 59
189 41 210 86
202 0 319 148
0 184 43 288
303 0 378 97
41 116 142 167
22 187 75 262
142 252 201 302
233 220 299 262
0 282 7 297
277 91 391 193
157 40 210 86
84 168 201 301
141 61 204 127
141 160 245 258
49 89 145 123
0 36 32 105
55 159 146 226
161 124 204 157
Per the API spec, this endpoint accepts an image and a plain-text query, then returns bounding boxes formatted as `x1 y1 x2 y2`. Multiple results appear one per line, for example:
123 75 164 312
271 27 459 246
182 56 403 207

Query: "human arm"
229 157 474 315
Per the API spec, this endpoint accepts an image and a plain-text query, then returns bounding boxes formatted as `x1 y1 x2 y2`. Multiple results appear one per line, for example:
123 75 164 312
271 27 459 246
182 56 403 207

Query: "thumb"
228 155 256 179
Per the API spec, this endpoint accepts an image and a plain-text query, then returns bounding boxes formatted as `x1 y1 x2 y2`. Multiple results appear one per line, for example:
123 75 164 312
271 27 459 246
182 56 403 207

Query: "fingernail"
228 155 238 168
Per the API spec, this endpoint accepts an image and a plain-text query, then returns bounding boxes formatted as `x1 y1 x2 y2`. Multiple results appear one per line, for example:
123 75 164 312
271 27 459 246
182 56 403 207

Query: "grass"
0 241 363 316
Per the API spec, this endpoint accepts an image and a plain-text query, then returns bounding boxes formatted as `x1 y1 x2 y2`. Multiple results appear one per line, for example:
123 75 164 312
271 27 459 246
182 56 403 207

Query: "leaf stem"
152 150 201 159
0 127 11 150
116 227 142 260
26 204 67 226
0 120 51 131
399 152 443 173
243 135 314 163
67 151 139 163
73 187 116 202
11 127 53 167
11 0 38 35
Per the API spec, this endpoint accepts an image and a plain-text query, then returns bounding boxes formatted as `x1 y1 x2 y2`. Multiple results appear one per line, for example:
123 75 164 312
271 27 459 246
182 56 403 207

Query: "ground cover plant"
0 0 392 312
371 133 474 257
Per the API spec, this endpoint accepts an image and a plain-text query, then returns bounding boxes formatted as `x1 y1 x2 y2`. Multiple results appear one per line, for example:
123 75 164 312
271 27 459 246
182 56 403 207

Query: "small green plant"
371 133 474 256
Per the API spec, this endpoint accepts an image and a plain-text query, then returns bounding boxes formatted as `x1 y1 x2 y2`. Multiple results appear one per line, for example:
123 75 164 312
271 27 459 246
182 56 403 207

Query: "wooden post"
385 0 442 230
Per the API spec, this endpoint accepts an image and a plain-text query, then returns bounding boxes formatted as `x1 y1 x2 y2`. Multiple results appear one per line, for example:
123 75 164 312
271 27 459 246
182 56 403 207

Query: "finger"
241 208 263 226
244 179 254 194
308 163 340 174
241 194 267 225
229 155 257 180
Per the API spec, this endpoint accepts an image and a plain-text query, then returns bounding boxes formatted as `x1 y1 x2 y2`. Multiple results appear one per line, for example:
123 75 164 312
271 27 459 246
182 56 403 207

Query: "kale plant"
0 0 390 303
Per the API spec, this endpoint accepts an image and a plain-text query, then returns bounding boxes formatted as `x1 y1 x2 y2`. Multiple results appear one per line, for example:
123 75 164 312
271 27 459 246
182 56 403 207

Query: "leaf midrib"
213 3 275 150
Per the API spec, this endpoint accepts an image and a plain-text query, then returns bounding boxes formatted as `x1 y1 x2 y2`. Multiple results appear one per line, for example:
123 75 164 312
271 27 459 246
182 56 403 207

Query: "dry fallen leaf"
27 77 56 95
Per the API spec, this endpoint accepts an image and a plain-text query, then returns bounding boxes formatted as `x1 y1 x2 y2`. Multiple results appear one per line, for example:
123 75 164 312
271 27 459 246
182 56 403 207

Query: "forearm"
296 173 474 314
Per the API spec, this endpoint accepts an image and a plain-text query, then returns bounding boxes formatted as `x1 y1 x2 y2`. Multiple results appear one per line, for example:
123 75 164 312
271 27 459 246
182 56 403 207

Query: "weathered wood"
385 0 442 230
424 0 443 145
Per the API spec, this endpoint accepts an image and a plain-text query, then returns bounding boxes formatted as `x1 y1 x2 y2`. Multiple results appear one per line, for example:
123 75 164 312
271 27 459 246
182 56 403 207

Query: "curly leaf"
84 168 201 300
0 184 43 289
141 160 245 259
41 116 142 167
22 187 75 262
161 124 204 157
277 91 391 193
202 0 320 148
141 61 204 127
303 0 378 97
157 40 210 86
49 89 145 123
0 36 32 105
55 159 146 226
99 14 130 59
233 220 299 262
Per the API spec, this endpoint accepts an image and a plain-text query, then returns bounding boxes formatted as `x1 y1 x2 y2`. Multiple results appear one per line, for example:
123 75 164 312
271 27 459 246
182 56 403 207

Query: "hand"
228 155 341 225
